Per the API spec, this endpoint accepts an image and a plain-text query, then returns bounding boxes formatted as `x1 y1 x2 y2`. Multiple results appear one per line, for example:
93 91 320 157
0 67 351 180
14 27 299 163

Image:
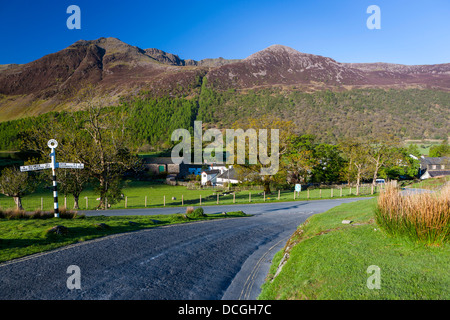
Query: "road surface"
0 198 370 300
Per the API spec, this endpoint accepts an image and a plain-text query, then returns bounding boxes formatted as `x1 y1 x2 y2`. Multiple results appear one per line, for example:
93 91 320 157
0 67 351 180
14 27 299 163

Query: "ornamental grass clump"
376 182 450 245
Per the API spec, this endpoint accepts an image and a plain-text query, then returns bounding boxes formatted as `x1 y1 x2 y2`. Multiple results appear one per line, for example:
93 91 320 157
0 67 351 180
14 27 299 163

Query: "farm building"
419 157 450 179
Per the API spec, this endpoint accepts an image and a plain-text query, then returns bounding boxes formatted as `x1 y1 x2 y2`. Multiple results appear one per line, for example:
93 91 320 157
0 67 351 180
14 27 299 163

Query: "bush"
187 207 206 218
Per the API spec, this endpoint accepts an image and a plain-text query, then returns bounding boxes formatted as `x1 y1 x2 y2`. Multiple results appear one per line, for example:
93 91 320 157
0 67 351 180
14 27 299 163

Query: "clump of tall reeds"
376 182 450 245
0 208 84 219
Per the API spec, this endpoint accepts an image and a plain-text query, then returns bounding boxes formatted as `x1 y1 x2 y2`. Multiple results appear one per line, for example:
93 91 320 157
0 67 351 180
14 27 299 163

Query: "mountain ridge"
0 37 449 122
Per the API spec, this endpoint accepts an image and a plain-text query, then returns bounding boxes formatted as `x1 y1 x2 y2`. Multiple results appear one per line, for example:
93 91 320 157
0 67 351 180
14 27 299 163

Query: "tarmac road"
0 198 370 300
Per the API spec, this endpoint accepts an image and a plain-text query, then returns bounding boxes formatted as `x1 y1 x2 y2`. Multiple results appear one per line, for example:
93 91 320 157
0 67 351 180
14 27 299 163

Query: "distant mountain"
204 44 366 89
0 38 449 122
204 44 450 90
0 38 206 120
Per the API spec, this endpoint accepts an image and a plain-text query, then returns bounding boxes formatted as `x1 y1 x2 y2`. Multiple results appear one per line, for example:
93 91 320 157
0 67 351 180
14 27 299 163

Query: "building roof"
216 168 238 180
202 169 221 175
427 170 450 178
420 156 449 168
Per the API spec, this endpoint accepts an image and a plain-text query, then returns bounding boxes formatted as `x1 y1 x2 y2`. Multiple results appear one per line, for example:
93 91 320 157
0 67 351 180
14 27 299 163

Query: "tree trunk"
263 180 272 194
73 195 79 210
356 167 362 196
372 169 378 187
98 175 107 210
347 159 353 186
372 163 381 186
13 196 23 210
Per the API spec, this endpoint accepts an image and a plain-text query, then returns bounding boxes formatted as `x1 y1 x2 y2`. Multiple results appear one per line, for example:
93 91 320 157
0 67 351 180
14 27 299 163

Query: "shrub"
188 207 206 218
376 182 450 245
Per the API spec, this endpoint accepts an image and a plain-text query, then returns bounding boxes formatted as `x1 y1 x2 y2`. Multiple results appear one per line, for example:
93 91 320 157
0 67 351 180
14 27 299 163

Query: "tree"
74 102 142 209
406 144 421 158
282 134 318 184
366 136 403 186
231 115 295 194
0 167 34 210
338 138 358 185
352 142 372 191
429 141 450 157
310 143 345 184
338 139 372 189
57 168 90 209
380 147 420 180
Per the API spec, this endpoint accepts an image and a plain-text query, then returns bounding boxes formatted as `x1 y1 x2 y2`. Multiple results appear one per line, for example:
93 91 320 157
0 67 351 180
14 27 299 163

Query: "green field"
405 140 442 156
259 198 450 300
0 180 378 211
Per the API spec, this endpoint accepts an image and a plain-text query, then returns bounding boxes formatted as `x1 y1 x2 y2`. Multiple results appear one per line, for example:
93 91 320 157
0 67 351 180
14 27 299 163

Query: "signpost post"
294 184 301 199
20 139 84 217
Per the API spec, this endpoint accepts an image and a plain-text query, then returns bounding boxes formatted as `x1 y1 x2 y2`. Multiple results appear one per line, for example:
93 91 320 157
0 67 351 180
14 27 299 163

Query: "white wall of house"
216 177 239 185
201 172 218 185
420 171 431 180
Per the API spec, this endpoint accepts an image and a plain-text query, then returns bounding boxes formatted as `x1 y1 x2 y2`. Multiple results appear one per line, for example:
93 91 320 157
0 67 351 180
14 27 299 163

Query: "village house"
201 164 240 186
201 169 221 186
215 167 239 185
419 156 450 179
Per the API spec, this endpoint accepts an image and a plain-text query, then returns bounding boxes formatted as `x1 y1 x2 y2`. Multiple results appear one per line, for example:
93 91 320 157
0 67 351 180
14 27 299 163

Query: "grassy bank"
0 209 248 263
259 198 450 300
405 176 450 190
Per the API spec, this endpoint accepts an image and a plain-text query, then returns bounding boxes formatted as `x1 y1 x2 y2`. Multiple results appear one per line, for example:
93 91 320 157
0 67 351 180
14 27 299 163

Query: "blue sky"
0 0 449 65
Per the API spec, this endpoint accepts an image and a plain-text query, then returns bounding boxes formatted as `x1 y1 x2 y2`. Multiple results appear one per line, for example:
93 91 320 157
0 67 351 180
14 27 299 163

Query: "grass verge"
259 198 450 300
404 176 450 190
0 209 248 263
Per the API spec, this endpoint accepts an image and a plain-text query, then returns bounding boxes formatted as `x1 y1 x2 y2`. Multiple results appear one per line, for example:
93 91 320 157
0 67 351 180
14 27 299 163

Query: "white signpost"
294 183 301 199
20 139 84 217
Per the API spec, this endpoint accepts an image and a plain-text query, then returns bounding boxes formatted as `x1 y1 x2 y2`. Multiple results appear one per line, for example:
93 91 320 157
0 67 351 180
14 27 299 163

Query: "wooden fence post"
200 195 202 205
278 190 280 200
217 193 219 204
145 196 147 207
307 189 310 199
164 195 165 207
182 195 184 206
125 196 127 208
249 192 251 202
331 188 333 198
233 193 235 203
